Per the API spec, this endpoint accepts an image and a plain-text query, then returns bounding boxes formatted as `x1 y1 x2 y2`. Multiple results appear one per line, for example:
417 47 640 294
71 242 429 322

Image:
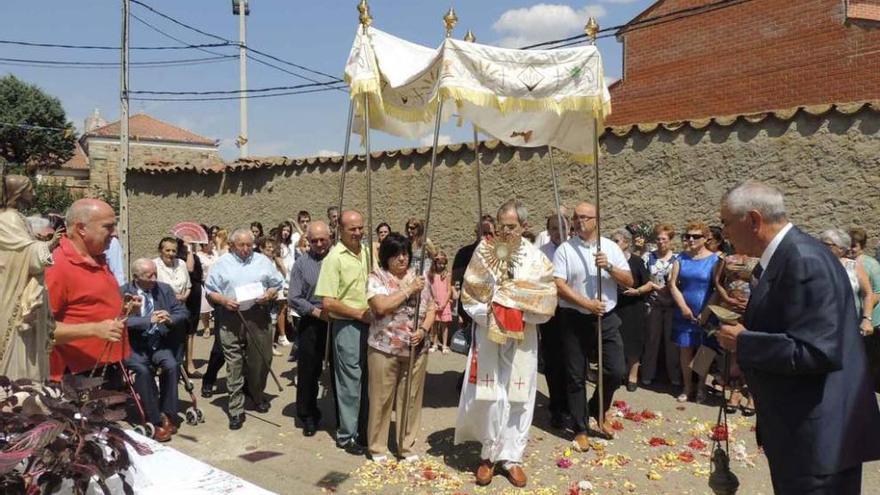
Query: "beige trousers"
366 346 427 458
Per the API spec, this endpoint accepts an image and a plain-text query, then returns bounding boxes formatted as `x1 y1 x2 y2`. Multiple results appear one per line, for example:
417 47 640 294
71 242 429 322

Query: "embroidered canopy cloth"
345 27 611 162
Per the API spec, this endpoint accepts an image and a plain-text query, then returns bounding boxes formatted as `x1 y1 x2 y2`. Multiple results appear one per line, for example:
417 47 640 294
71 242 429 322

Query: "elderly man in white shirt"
553 201 633 452
205 228 284 431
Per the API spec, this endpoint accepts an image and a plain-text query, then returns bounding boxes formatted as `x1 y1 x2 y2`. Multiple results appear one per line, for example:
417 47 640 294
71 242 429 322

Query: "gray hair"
722 181 787 223
610 228 632 244
131 258 155 277
819 229 850 250
497 199 528 226
230 227 254 244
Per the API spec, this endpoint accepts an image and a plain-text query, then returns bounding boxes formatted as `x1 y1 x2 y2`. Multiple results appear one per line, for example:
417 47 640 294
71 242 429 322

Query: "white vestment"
454 240 555 463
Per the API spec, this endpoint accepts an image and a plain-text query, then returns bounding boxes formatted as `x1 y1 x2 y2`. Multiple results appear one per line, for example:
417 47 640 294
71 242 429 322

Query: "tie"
751 263 764 289
143 292 160 349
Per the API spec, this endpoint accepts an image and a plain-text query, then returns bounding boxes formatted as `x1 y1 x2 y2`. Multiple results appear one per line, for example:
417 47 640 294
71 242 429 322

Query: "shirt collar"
59 236 106 269
759 222 793 271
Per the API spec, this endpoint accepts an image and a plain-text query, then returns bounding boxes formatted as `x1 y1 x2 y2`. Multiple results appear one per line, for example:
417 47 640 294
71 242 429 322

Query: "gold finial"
443 7 458 38
584 17 599 44
357 0 373 29
463 29 476 42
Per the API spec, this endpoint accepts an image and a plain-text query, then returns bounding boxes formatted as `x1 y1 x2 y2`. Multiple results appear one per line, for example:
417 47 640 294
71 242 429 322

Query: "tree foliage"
0 75 77 173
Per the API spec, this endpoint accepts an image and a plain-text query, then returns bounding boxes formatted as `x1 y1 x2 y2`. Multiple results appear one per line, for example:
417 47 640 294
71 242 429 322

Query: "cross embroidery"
480 374 494 387
514 378 526 390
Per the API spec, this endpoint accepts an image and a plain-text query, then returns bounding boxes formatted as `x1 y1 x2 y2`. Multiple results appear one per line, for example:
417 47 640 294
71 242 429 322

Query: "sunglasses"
681 234 705 240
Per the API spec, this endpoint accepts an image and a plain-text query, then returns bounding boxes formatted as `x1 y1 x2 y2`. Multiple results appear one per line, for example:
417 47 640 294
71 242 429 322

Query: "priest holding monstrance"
455 199 557 488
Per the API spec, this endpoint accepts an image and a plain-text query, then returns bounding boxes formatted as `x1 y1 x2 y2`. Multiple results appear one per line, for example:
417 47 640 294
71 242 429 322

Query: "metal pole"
548 146 567 242
473 126 483 242
364 94 374 270
238 0 249 158
592 115 605 431
118 0 131 280
324 100 356 370
399 97 445 452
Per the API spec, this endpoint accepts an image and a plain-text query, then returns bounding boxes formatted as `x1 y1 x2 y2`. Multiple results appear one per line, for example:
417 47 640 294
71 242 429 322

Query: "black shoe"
550 414 565 429
201 383 214 399
229 414 244 430
336 439 365 455
626 381 638 392
255 401 270 413
303 419 317 437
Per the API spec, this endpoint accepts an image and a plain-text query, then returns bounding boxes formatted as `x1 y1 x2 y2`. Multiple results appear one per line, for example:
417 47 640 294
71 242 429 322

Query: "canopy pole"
324 99 356 371
585 16 607 432
400 97 445 454
548 146 567 242
464 29 482 242
400 7 456 452
473 126 483 242
364 93 374 270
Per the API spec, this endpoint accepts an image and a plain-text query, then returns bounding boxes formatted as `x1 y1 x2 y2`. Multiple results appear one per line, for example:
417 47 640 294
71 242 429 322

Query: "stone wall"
86 139 221 194
126 106 880 260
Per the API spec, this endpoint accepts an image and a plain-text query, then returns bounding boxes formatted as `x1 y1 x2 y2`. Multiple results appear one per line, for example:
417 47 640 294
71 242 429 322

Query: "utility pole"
118 0 131 279
233 0 249 157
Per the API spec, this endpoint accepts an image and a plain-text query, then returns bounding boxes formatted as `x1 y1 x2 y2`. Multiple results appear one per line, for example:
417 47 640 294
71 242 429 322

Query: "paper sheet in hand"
234 282 264 311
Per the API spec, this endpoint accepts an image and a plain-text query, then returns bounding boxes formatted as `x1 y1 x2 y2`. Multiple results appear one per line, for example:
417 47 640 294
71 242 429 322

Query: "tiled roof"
84 113 217 146
126 101 880 175
60 141 89 170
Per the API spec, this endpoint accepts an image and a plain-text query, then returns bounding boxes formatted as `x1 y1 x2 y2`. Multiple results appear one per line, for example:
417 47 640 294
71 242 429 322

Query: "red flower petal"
687 438 707 450
678 451 695 463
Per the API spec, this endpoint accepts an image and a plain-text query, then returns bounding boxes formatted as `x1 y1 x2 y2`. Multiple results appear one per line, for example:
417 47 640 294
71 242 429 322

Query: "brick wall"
608 0 880 126
125 106 880 261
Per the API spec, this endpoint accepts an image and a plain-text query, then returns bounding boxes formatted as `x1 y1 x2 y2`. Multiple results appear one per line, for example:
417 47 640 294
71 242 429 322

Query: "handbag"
449 321 473 355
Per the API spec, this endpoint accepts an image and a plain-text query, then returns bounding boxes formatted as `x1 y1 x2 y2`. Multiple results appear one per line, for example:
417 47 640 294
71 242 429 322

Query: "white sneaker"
371 454 389 463
277 335 292 347
402 454 419 463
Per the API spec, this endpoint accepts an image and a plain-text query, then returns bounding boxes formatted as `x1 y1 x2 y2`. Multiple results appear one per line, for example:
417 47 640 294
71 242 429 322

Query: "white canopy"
345 27 612 163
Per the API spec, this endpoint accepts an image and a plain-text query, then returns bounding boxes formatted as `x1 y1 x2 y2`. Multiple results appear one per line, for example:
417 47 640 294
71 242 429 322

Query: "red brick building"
607 0 880 126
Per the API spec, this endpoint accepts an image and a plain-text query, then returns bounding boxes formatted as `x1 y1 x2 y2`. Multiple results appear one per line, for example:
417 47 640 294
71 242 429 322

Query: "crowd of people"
3 174 880 492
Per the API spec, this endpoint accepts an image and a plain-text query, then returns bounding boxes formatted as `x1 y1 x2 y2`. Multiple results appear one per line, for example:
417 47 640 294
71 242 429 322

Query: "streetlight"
232 0 249 157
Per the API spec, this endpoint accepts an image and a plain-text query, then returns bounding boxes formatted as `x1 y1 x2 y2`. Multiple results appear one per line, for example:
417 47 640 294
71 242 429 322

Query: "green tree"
0 75 76 173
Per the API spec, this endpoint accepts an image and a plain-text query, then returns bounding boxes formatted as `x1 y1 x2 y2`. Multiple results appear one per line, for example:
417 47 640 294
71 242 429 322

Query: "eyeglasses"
681 234 705 241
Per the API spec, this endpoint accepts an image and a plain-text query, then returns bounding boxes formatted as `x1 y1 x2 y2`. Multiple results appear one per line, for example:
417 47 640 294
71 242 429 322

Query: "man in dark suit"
717 181 880 494
122 258 189 442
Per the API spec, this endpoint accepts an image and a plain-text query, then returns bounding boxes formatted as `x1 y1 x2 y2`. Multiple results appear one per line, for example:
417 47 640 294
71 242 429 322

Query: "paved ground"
161 335 880 494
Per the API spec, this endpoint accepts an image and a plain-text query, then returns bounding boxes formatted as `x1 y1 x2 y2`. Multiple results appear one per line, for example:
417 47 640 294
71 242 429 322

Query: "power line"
130 80 341 96
521 0 754 49
130 0 343 83
0 55 235 69
131 9 340 88
0 121 72 133
0 38 234 51
129 84 347 102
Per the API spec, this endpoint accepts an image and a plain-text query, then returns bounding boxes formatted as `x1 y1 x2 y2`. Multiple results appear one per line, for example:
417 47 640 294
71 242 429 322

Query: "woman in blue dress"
669 222 720 403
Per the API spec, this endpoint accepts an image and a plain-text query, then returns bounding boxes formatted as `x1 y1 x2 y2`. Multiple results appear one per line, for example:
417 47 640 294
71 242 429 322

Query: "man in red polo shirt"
46 199 128 380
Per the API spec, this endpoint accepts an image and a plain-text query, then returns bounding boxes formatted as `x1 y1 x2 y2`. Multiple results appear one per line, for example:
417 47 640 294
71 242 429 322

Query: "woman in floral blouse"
365 232 436 463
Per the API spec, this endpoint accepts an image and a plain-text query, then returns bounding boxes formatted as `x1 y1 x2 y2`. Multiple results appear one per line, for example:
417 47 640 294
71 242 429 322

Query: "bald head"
132 258 157 290
65 198 117 256
65 198 114 228
339 210 364 251
306 220 331 257
573 202 598 240
307 220 329 238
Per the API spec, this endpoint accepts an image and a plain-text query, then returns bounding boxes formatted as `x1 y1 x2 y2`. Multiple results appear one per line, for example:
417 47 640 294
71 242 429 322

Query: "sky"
2 0 655 160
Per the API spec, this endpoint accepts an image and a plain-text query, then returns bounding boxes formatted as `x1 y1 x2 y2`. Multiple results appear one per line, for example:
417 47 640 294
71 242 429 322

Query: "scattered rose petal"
678 451 695 463
710 425 729 441
688 438 707 450
611 420 624 431
648 437 671 447
557 457 573 469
